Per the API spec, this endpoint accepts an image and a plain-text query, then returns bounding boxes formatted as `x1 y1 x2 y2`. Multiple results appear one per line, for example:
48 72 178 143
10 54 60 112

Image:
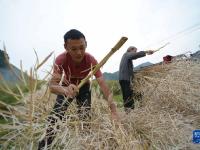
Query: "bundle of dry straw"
129 59 200 149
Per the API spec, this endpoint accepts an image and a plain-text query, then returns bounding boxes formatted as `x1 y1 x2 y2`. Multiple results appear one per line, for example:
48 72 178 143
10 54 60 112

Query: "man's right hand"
63 84 79 98
145 50 154 55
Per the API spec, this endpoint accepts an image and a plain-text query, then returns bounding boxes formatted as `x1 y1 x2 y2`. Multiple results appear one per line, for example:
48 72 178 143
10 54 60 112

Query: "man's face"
64 38 86 64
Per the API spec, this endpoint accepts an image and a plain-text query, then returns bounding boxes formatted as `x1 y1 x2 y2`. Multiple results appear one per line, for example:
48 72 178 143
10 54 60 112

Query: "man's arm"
128 51 146 60
49 72 78 98
128 50 154 60
96 76 119 120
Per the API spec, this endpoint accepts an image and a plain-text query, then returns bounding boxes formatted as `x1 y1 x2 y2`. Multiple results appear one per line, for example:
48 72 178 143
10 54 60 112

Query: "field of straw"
0 59 200 150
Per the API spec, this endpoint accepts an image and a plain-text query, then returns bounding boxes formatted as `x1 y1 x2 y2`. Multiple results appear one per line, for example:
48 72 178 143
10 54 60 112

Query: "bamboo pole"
78 37 128 89
152 42 170 53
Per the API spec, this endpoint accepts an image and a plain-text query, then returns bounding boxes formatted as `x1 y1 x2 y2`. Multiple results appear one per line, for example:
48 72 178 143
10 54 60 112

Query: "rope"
145 22 200 48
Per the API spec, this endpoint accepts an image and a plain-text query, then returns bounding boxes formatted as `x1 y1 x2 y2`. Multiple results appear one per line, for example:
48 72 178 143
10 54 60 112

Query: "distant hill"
0 65 22 82
103 71 119 80
103 61 153 80
134 61 153 71
0 49 24 83
190 50 200 59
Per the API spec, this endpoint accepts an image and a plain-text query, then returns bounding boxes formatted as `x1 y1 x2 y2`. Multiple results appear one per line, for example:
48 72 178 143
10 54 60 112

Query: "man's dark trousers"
38 83 91 149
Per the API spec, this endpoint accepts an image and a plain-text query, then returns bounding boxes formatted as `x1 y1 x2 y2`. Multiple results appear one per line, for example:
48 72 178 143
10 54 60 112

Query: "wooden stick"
78 37 128 89
153 42 170 52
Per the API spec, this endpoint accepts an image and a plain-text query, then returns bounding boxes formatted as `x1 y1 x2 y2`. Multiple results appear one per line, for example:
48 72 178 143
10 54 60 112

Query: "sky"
0 0 200 78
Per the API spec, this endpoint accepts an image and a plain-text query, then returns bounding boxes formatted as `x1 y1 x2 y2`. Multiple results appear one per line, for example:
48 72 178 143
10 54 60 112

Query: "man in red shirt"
38 29 119 149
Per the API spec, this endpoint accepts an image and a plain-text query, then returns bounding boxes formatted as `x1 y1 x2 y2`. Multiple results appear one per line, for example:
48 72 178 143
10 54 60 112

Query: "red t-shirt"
53 52 102 85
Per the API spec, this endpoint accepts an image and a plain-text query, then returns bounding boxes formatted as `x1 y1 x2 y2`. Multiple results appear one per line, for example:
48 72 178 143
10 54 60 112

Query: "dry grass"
132 59 200 149
0 57 200 149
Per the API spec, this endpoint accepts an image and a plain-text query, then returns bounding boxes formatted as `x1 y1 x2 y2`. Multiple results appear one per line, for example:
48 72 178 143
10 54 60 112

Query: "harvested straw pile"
0 59 200 150
130 59 200 149
0 83 145 150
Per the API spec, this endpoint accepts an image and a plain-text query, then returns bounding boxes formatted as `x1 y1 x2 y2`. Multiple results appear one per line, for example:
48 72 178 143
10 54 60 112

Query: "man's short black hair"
64 29 85 42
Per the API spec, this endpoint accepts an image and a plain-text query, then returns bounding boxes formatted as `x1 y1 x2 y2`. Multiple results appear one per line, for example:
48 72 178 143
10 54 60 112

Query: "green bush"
91 80 122 104
0 80 45 104
106 80 121 95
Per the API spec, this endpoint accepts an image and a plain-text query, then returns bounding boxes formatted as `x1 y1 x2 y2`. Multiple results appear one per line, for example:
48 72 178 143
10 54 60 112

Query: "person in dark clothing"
38 29 119 149
119 46 154 113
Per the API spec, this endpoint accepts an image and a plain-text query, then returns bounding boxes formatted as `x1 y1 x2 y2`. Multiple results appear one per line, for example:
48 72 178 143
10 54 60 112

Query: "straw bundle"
0 85 142 149
129 59 200 149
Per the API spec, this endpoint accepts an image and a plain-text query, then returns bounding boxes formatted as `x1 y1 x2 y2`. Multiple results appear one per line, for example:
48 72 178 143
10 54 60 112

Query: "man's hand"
145 50 154 55
63 84 79 98
110 103 120 121
108 94 120 122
